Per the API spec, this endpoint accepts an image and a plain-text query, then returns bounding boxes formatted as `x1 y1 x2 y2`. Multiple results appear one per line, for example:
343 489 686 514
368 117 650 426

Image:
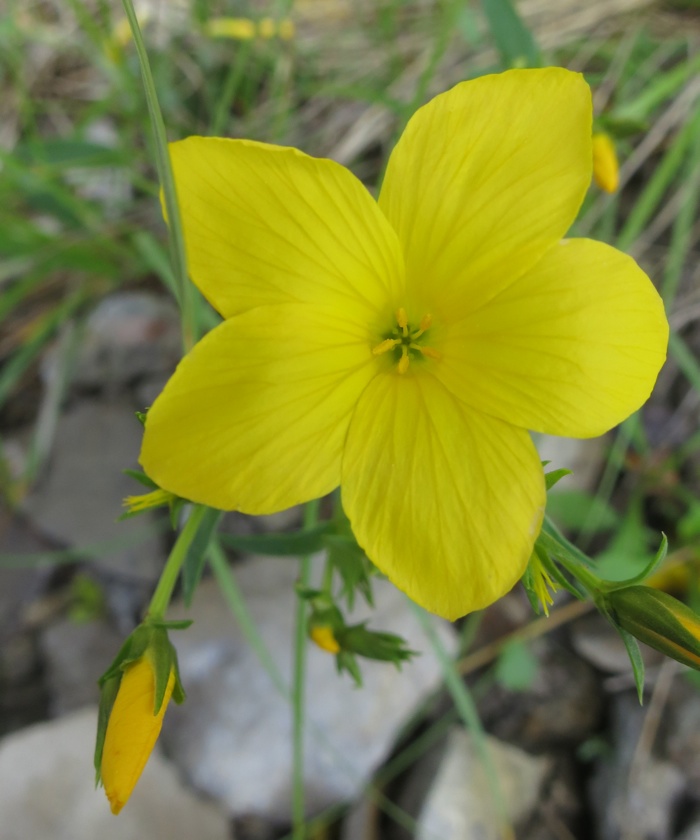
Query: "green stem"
208 538 289 697
120 0 197 351
321 555 334 597
291 498 321 840
537 527 603 597
147 505 208 619
412 603 512 840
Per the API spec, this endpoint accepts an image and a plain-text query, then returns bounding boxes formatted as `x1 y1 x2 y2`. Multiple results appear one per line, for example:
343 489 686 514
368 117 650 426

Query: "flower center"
372 307 441 374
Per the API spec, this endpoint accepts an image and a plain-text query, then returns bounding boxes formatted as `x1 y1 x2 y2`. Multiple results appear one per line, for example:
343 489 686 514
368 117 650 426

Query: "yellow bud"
607 586 700 671
310 625 341 654
592 132 619 194
101 657 175 814
123 487 176 514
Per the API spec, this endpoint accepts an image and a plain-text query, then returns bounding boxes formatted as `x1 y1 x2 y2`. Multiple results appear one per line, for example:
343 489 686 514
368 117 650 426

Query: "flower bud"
592 132 619 193
101 656 175 814
310 624 341 654
607 585 700 670
95 623 185 813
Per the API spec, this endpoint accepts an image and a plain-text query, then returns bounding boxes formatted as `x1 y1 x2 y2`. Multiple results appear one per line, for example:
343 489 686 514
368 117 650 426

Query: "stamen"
419 313 433 331
396 307 409 336
398 345 410 374
411 344 442 360
372 338 400 356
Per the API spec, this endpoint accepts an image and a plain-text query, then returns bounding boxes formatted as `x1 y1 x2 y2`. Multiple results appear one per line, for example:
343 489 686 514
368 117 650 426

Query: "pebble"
589 691 685 840
416 728 552 840
0 707 232 840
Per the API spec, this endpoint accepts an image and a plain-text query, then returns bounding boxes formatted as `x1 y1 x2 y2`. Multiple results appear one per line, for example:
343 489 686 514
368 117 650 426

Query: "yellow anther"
372 338 399 356
412 344 442 361
396 307 408 336
398 346 410 374
419 313 433 332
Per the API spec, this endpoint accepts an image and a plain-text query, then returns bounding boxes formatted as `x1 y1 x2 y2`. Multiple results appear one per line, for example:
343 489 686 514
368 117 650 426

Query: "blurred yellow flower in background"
204 16 295 41
141 68 668 620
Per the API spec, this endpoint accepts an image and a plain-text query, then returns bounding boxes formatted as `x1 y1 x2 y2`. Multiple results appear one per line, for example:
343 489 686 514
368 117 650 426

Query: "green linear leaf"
479 0 540 68
219 521 334 557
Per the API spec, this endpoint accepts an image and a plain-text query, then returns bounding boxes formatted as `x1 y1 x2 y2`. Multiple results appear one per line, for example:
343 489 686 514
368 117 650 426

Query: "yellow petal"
342 374 545 620
378 68 592 320
169 137 404 322
101 659 175 815
434 238 668 438
141 303 376 513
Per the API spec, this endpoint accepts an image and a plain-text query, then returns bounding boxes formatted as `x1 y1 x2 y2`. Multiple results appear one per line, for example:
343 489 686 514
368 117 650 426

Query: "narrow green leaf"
604 534 668 590
120 0 197 349
123 468 158 490
479 0 540 68
544 468 572 491
617 627 646 703
219 522 334 557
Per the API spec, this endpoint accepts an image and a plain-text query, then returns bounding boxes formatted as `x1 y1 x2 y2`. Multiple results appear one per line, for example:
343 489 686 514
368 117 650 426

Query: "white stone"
417 729 551 840
0 707 231 840
163 557 458 820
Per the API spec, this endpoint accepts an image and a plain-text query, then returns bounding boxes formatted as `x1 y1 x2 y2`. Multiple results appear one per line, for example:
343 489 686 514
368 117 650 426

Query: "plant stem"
209 538 289 697
121 0 197 351
147 504 208 619
412 602 512 840
291 498 321 840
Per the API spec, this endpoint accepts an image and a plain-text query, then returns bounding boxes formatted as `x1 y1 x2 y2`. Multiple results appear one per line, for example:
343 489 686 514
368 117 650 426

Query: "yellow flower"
592 132 619 193
141 68 668 620
204 16 295 41
100 655 175 814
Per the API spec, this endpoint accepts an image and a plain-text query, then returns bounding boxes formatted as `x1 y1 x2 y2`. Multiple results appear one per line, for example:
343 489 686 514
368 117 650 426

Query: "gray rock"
39 617 125 715
589 692 685 840
162 557 458 821
677 820 700 840
60 292 180 391
479 637 603 751
0 510 51 642
0 707 232 840
416 729 552 840
535 434 607 492
22 400 165 582
664 677 700 793
570 613 664 695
